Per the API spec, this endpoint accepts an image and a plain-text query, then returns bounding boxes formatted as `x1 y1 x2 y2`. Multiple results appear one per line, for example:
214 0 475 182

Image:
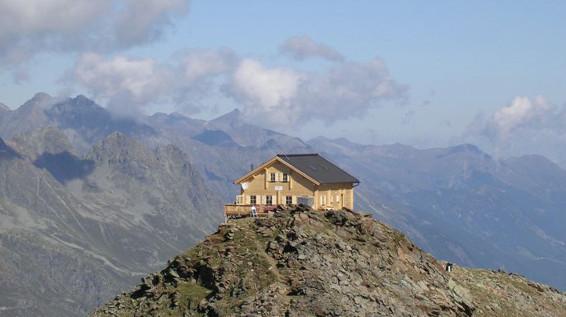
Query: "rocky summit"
92 207 566 317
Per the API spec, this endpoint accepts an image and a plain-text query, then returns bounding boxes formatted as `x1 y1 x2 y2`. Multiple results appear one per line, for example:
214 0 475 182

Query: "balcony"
223 204 278 218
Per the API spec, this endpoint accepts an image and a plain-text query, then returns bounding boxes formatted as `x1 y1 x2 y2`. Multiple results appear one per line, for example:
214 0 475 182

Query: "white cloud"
226 57 406 126
464 96 566 166
72 53 175 115
0 0 190 66
69 42 406 125
296 58 406 117
0 1 110 35
183 49 237 83
229 59 301 116
280 35 345 62
113 0 189 47
492 96 549 139
70 49 235 116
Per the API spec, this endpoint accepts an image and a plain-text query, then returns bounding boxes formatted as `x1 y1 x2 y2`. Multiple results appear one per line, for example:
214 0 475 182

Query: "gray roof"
277 153 359 185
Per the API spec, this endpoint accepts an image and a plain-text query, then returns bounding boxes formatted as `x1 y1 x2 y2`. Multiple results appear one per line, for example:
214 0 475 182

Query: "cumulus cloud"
464 96 566 166
71 53 175 115
69 42 406 125
70 49 236 116
0 0 189 66
113 0 189 48
492 96 549 139
226 57 406 126
469 96 551 141
183 48 238 83
227 59 303 124
279 35 345 62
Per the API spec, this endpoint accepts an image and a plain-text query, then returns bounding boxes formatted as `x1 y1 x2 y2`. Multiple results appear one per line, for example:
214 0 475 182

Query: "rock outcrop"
92 208 566 317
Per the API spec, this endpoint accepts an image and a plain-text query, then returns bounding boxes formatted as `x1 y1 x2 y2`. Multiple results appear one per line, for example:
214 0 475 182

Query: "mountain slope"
149 111 312 204
308 137 566 290
0 132 223 316
92 208 566 317
0 94 158 155
0 92 53 139
0 102 9 112
3 93 566 315
207 109 306 149
46 95 157 153
0 136 130 316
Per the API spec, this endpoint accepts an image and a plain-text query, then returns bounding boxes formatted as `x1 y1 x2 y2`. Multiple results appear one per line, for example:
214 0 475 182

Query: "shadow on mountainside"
0 138 21 160
34 151 95 183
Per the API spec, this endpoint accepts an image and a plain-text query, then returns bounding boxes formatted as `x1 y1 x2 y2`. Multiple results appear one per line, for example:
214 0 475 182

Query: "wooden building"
224 154 359 217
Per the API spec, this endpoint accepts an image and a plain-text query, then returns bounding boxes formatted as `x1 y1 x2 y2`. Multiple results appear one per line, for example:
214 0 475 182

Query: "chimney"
250 163 254 171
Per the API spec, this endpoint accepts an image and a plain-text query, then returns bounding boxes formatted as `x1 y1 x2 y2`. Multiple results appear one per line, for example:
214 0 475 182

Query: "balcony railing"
224 204 278 218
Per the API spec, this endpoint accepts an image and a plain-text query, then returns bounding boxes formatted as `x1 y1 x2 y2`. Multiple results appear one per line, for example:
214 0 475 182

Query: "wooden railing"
224 204 277 218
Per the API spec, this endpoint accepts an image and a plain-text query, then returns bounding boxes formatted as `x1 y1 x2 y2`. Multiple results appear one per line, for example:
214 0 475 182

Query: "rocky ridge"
92 207 566 317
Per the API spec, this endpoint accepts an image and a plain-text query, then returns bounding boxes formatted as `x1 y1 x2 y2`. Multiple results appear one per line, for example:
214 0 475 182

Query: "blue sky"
1 0 566 153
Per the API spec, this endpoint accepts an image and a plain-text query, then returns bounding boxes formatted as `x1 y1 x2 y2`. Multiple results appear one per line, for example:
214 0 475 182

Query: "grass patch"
176 282 212 311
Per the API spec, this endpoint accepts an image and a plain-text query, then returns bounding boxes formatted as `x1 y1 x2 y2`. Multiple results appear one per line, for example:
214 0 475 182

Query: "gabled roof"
234 153 359 185
277 154 359 185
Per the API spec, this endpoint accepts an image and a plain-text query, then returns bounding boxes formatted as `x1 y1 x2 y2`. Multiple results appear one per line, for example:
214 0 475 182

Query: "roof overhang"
234 156 321 186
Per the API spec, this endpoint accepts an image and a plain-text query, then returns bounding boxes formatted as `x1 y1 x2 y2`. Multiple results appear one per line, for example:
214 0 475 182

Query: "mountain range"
1 93 566 315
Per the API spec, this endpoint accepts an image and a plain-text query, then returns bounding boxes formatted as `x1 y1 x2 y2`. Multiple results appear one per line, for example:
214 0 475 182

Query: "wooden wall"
239 160 316 205
237 159 355 210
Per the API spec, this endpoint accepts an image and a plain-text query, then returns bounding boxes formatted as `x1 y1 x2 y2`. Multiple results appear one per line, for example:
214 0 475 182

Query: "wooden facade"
225 154 358 217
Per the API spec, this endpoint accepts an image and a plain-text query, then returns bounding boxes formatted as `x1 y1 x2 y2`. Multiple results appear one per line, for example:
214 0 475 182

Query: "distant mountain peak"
45 95 104 117
31 92 52 101
72 94 97 106
19 92 54 111
87 132 147 163
449 143 483 154
45 96 157 145
224 108 242 117
65 94 102 111
0 102 9 111
210 108 243 126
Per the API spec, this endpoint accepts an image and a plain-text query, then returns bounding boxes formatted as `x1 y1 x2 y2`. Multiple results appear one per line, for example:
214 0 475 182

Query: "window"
250 195 256 205
282 173 288 182
320 195 327 206
270 173 276 182
286 196 292 205
266 195 273 205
